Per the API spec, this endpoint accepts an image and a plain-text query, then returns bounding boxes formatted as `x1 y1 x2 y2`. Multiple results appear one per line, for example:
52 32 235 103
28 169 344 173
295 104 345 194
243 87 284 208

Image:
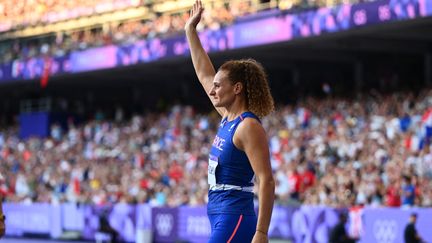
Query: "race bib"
208 155 218 185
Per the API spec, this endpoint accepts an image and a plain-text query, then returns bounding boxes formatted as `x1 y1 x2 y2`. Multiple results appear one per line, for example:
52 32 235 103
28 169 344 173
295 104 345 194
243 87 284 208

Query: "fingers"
190 0 203 18
194 0 199 14
193 0 203 15
198 0 203 12
200 1 204 14
197 0 202 11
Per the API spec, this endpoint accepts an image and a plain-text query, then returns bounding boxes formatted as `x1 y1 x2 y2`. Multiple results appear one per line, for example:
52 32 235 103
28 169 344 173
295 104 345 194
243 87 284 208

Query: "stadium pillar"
425 52 432 86
354 60 363 91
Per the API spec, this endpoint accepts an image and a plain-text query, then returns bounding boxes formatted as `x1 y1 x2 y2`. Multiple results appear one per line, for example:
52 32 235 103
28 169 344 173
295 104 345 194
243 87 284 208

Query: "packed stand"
268 90 432 207
0 0 362 33
0 0 143 33
0 0 378 64
1 90 432 208
0 0 248 64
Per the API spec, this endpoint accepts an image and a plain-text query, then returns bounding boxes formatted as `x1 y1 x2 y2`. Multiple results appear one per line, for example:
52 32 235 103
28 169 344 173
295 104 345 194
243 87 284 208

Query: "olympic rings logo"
373 219 397 243
155 213 174 236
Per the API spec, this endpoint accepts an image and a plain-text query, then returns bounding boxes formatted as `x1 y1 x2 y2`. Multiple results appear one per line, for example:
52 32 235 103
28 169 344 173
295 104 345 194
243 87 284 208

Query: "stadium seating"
1 90 431 208
0 0 375 64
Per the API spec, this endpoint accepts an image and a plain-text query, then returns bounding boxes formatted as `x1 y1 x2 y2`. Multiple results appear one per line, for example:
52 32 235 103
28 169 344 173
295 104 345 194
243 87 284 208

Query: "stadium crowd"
0 0 248 64
0 0 376 64
0 0 142 32
1 89 431 208
0 0 372 32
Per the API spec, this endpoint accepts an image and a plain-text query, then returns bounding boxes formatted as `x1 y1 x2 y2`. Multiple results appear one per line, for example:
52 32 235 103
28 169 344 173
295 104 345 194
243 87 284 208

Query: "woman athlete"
185 1 275 242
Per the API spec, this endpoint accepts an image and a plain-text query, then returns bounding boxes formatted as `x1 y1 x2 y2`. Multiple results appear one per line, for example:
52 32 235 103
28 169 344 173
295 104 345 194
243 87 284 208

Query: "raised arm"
185 0 225 116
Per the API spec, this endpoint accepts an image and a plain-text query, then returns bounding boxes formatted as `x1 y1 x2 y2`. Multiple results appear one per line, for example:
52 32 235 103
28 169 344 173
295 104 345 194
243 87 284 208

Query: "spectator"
401 176 416 207
385 178 401 207
329 212 357 243
98 211 119 243
404 213 423 243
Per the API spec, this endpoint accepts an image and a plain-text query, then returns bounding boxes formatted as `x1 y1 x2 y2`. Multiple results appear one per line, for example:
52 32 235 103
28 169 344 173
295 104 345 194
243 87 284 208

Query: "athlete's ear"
234 82 243 95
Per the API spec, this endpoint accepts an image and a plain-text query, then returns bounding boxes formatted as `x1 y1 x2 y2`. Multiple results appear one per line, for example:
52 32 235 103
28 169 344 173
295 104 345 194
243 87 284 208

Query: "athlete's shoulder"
239 117 262 129
236 116 264 138
234 115 267 150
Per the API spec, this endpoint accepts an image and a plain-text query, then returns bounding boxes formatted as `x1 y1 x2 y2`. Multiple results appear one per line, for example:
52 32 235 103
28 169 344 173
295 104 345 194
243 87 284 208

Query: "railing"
3 203 432 243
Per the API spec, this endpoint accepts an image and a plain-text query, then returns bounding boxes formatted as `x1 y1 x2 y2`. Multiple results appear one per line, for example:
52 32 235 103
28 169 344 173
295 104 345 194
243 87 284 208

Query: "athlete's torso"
207 111 259 215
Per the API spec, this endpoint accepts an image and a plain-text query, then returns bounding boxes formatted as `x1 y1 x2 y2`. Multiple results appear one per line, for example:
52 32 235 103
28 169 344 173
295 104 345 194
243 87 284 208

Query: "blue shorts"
208 213 257 243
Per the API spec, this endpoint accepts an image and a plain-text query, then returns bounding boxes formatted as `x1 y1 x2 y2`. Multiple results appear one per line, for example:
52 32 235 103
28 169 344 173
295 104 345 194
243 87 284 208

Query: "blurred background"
0 0 432 242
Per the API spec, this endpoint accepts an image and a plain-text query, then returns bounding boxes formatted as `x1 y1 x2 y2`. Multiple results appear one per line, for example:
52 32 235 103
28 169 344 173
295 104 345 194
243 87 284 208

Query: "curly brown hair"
219 58 274 118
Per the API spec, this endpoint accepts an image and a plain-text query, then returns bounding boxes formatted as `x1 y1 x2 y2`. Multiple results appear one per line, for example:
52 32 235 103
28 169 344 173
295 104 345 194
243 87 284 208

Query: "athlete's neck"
225 95 248 121
225 107 248 122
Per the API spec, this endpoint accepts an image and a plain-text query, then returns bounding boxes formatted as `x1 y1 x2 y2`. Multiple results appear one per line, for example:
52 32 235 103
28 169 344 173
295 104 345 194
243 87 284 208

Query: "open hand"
185 0 204 30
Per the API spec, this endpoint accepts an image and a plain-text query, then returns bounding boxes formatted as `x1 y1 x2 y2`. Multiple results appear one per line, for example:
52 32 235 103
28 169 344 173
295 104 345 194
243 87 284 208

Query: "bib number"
208 155 218 185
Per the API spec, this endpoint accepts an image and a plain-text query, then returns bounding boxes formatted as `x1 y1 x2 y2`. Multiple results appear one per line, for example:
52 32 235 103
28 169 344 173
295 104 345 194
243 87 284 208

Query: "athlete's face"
210 70 238 107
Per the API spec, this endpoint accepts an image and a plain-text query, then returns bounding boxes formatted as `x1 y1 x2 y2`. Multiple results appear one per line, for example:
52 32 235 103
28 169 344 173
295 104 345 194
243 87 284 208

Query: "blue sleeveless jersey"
207 111 259 215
